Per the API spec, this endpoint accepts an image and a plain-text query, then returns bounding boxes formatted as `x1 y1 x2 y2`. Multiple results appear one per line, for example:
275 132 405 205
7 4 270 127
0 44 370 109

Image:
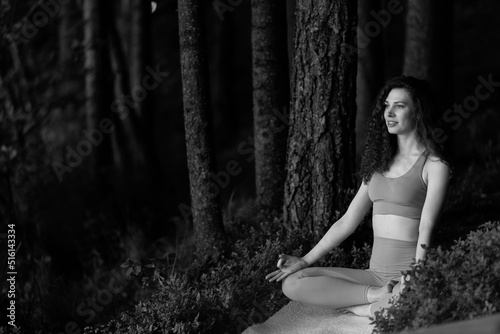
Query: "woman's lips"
387 121 398 127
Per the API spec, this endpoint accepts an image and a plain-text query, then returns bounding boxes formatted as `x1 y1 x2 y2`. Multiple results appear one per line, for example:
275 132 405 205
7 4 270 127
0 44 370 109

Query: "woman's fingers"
266 270 284 282
277 254 290 269
275 272 289 282
266 269 291 282
268 254 299 282
265 270 280 281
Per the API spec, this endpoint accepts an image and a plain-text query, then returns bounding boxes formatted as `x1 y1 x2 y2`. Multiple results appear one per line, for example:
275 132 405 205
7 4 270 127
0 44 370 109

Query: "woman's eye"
396 105 404 109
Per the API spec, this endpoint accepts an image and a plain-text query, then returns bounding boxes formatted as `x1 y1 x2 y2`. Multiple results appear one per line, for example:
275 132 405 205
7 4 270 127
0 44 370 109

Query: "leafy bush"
83 205 373 334
372 221 500 333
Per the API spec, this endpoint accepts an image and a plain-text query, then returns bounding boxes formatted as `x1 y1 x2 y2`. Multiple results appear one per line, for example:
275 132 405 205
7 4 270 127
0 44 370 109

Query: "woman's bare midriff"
372 214 420 242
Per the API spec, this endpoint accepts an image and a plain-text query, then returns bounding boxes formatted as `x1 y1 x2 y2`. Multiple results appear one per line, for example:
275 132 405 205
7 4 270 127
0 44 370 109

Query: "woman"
265 76 451 318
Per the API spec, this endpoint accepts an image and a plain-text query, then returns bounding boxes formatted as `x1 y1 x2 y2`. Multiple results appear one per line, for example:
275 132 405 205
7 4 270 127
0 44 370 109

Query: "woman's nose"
386 108 394 118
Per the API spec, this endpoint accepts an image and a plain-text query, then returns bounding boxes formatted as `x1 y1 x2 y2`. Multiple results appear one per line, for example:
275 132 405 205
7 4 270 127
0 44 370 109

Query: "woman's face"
383 88 415 135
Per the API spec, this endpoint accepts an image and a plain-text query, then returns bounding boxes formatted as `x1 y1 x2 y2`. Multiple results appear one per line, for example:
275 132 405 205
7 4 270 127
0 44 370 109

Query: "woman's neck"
396 132 424 156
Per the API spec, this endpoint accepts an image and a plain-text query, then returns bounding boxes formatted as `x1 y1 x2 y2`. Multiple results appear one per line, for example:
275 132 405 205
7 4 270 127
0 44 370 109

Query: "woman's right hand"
265 254 308 282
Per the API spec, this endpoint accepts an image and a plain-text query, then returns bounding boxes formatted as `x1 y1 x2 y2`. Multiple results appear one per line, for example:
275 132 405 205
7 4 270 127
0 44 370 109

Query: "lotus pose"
266 76 451 317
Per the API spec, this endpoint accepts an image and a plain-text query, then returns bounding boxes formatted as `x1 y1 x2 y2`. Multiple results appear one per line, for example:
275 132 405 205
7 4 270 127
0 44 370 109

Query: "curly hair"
359 76 448 183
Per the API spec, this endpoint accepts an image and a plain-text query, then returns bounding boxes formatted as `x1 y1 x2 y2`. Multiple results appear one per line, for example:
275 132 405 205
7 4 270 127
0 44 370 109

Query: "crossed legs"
281 267 399 315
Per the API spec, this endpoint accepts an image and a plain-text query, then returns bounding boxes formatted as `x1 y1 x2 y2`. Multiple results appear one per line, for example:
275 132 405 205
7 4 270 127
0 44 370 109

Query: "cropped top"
368 152 429 219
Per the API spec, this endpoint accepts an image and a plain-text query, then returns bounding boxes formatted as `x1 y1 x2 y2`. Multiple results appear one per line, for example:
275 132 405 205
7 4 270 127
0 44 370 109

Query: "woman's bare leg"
367 282 403 317
281 267 388 309
342 281 399 317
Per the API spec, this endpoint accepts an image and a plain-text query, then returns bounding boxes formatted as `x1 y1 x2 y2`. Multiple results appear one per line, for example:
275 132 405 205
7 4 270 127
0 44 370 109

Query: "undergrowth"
82 205 373 334
372 221 500 333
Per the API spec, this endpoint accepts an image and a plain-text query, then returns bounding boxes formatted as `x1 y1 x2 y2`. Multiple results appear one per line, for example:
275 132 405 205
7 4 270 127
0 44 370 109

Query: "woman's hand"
265 254 308 282
400 273 411 292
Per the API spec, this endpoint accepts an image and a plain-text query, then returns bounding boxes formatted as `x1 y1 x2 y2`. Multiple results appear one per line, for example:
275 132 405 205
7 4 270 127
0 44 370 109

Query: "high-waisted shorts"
365 236 417 285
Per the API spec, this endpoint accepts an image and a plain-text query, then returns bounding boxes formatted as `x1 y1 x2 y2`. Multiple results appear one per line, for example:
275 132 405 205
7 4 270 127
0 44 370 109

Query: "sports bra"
368 151 429 219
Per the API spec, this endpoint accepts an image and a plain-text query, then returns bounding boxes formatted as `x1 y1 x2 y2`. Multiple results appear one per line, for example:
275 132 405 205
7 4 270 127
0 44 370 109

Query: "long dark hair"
360 76 449 183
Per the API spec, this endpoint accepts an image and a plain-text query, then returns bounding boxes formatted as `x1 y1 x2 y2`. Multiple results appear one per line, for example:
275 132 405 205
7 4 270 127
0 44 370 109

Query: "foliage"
83 202 373 334
372 221 500 333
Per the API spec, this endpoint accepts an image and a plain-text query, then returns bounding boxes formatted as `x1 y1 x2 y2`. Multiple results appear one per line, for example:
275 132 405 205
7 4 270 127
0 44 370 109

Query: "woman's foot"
366 280 398 303
340 304 372 317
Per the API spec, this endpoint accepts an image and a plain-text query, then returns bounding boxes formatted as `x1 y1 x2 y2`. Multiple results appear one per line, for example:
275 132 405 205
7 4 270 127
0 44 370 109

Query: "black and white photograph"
1 0 499 333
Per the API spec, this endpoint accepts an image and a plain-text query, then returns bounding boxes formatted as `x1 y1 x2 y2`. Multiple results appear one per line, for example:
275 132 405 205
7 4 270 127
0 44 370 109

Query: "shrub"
84 205 373 334
372 221 500 333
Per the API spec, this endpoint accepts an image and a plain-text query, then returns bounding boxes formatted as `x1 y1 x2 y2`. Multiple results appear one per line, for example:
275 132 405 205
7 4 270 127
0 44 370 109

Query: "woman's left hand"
400 273 410 292
265 254 308 282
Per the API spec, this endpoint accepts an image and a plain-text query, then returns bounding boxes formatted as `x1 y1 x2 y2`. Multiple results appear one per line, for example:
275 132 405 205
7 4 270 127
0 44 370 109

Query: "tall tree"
403 0 453 102
129 0 150 121
403 0 454 156
48 0 82 165
251 0 289 212
59 1 78 61
356 0 385 163
83 0 114 188
284 0 357 232
107 1 151 182
178 0 227 258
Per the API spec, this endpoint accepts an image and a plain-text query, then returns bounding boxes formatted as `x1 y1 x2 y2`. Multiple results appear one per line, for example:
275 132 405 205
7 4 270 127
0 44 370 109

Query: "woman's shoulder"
424 154 452 181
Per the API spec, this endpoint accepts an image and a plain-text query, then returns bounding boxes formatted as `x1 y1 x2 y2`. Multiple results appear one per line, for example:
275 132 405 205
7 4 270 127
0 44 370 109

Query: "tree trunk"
59 0 78 66
107 3 174 237
178 0 227 259
403 0 454 156
56 0 83 156
129 0 150 121
403 0 453 101
251 0 289 212
83 0 113 187
284 0 357 232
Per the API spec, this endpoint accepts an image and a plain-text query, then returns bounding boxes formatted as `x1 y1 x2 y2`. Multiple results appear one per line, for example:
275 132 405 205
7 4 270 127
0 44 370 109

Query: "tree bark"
403 0 454 156
129 0 150 121
178 0 227 259
83 0 114 187
56 0 83 155
284 0 357 232
59 0 78 66
251 0 289 212
403 0 453 102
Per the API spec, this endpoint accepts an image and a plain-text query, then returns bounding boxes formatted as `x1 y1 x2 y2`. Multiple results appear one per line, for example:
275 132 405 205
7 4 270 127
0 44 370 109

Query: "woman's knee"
281 272 300 300
282 269 309 300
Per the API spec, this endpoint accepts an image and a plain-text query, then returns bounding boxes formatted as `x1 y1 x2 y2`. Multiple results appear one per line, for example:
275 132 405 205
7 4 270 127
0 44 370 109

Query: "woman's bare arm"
301 182 373 265
416 158 451 263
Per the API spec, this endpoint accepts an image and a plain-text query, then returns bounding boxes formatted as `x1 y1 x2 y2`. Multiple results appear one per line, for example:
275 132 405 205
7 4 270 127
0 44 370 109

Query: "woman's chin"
386 127 398 134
